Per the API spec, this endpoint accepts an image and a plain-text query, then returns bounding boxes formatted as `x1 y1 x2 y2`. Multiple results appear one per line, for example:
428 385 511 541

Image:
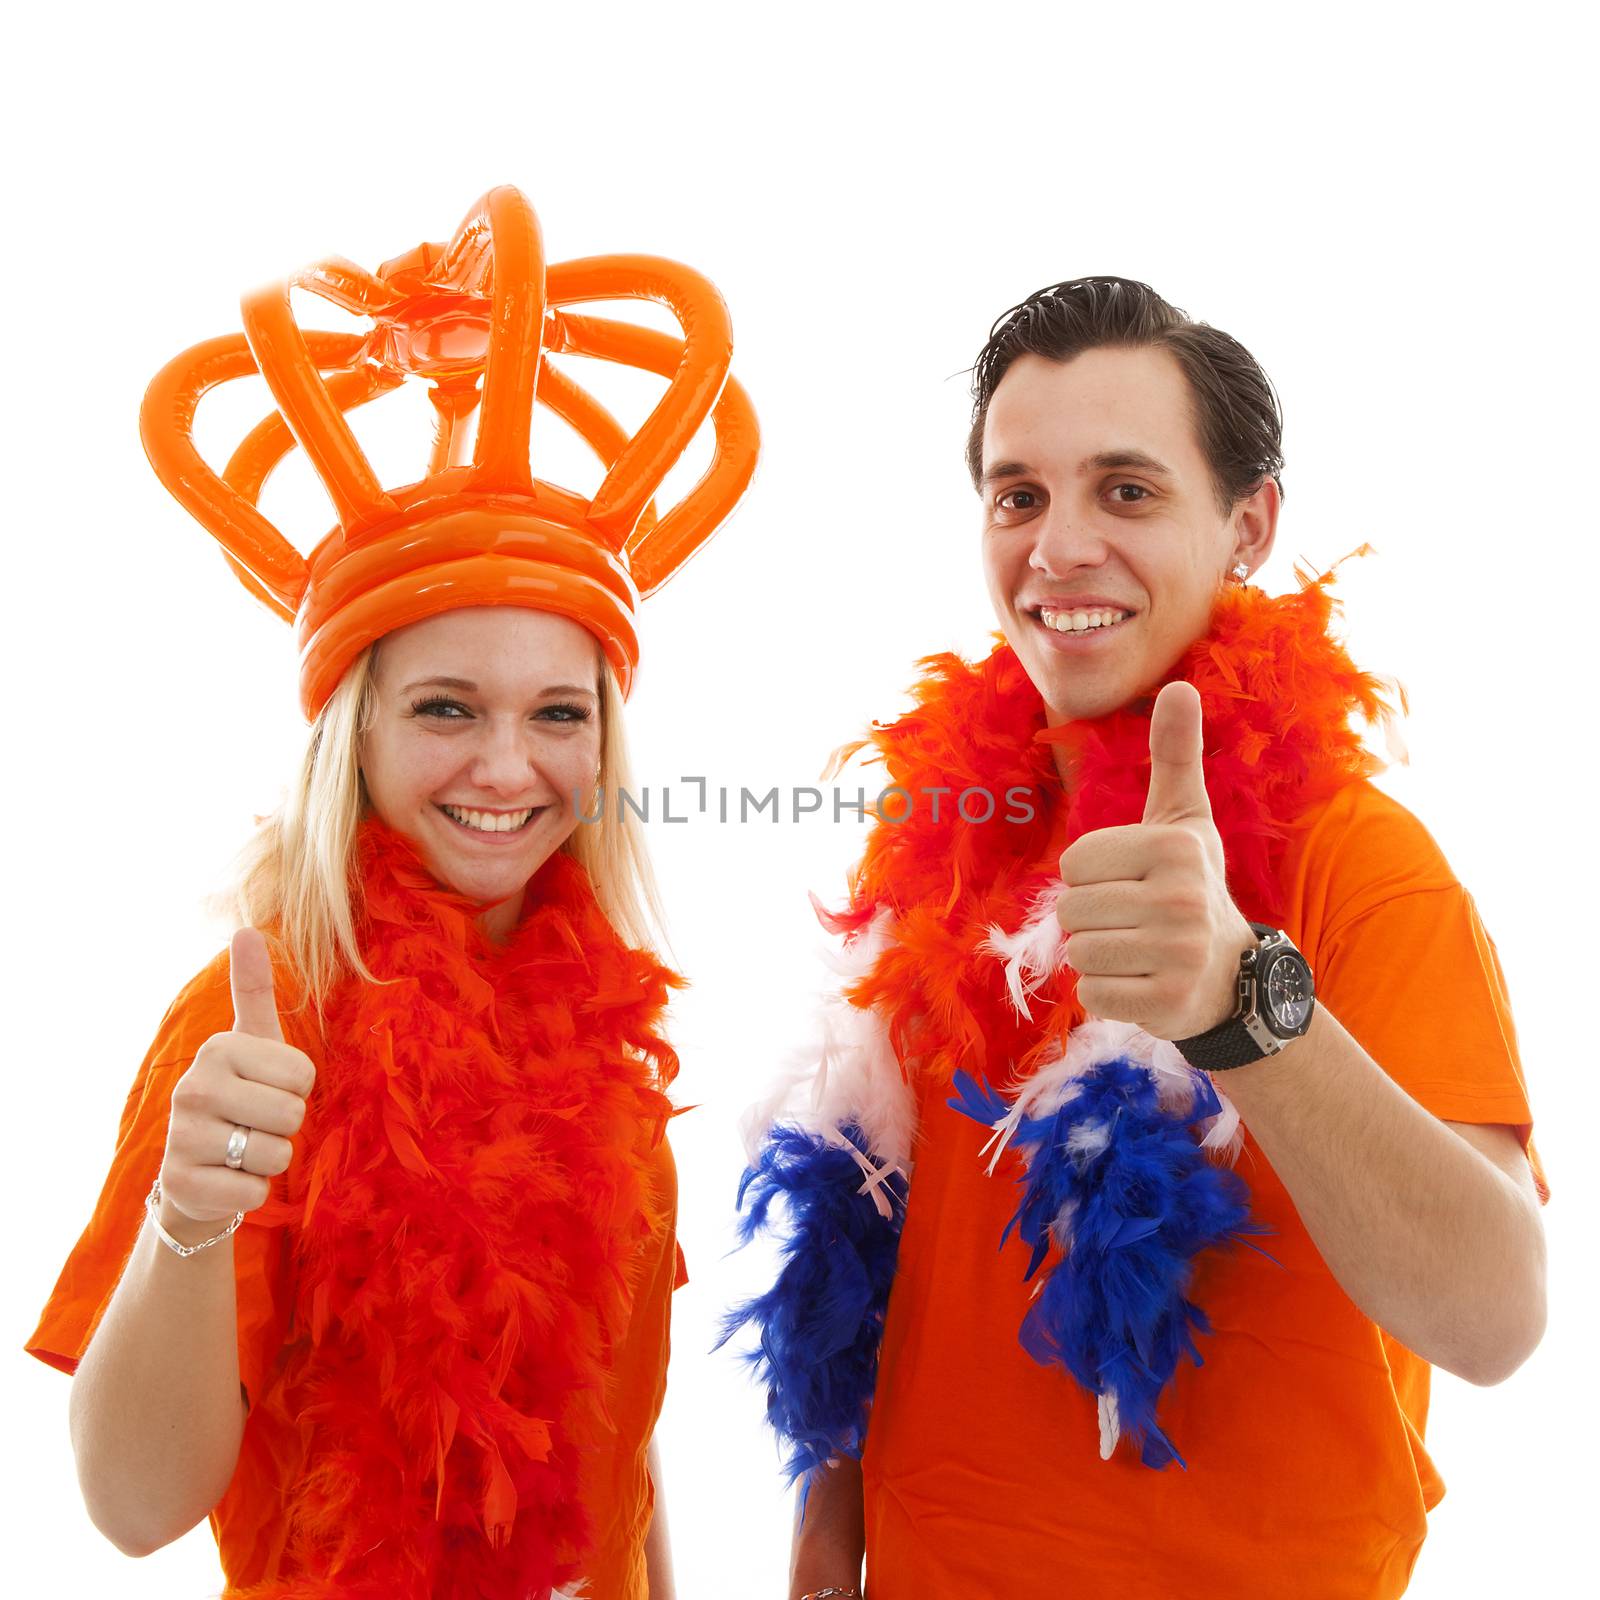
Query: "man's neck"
1048 735 1074 791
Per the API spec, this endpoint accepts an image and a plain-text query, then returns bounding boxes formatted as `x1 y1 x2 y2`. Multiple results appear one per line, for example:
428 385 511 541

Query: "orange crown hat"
139 186 759 718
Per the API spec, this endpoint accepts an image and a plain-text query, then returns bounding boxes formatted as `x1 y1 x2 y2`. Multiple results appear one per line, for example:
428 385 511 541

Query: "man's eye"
1109 483 1150 504
996 488 1040 512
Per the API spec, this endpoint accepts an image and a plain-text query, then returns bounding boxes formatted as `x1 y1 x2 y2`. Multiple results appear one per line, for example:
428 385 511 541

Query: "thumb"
229 927 285 1042
1142 681 1213 824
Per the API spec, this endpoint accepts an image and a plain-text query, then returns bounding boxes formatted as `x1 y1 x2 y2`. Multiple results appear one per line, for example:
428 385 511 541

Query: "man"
732 279 1546 1599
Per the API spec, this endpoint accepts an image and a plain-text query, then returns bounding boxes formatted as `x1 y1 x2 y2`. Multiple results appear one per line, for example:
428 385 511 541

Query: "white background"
4 2 1593 1594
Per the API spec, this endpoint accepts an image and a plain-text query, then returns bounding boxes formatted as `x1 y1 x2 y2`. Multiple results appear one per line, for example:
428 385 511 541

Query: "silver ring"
224 1125 250 1171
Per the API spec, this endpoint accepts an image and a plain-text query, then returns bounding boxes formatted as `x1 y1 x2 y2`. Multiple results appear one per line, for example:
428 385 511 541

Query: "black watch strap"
1172 1015 1268 1071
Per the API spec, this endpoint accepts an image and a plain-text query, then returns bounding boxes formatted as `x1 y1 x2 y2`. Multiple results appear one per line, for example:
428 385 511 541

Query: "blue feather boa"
949 1055 1269 1468
719 1123 906 1491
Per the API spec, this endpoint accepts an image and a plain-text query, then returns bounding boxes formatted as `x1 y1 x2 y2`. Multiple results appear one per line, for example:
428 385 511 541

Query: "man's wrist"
1176 923 1316 1070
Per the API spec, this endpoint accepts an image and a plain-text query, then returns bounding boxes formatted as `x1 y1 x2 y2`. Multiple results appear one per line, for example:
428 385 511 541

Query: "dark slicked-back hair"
966 277 1284 513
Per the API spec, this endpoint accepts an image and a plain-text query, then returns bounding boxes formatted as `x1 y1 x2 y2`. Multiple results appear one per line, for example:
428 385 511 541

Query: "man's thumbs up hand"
1056 681 1255 1041
1142 682 1214 826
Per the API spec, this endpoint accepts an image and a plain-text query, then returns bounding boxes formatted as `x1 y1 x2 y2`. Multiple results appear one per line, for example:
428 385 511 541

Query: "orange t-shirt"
860 780 1545 1600
26 950 686 1600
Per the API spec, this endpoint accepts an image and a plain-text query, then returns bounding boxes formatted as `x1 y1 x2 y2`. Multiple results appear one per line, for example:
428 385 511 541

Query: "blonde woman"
25 187 757 1600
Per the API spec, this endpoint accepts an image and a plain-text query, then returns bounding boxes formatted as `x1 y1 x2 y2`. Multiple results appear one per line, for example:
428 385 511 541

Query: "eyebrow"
401 676 598 697
980 449 1175 486
1085 449 1174 478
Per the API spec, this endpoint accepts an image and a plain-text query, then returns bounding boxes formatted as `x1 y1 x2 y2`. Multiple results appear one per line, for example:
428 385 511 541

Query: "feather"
980 884 1072 1020
718 1124 906 1498
742 907 916 1190
950 1052 1269 1469
226 819 680 1597
971 1019 1245 1175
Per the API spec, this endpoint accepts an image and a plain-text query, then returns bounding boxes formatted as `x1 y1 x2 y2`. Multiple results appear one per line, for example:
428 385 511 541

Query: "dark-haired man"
742 280 1546 1600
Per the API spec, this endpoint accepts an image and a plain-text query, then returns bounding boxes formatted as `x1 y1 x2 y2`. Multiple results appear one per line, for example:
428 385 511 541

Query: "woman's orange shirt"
861 781 1546 1600
26 951 686 1599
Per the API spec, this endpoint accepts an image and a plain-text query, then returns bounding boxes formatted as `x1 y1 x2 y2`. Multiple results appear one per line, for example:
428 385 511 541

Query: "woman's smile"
436 802 547 837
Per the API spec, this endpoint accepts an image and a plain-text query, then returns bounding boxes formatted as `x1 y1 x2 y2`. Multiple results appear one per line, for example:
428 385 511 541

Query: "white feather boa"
742 904 915 1220
750 882 1241 1220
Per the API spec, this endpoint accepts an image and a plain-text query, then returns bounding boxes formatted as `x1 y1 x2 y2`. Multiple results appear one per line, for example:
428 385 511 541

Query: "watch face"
1263 952 1314 1033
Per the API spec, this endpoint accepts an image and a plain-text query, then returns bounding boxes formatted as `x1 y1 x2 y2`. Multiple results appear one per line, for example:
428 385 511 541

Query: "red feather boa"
234 822 680 1599
834 566 1395 1085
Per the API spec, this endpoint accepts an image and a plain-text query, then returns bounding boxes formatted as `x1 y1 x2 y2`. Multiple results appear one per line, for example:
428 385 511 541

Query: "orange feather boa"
232 821 680 1599
833 565 1396 1086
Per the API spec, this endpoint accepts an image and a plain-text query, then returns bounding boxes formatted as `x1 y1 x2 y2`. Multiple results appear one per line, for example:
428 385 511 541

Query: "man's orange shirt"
861 780 1545 1600
27 951 685 1600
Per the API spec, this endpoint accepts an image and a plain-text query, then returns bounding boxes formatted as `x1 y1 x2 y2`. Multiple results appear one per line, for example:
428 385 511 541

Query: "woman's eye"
537 703 593 725
410 696 471 720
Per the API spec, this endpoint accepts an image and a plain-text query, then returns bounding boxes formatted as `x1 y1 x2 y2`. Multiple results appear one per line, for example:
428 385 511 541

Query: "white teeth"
441 805 536 833
1040 607 1130 634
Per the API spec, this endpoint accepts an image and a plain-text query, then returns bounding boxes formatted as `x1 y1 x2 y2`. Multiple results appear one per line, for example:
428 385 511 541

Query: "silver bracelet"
801 1590 861 1599
145 1176 244 1257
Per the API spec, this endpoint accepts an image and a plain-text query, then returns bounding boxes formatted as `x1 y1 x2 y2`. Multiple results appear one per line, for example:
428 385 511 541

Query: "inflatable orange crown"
140 185 758 717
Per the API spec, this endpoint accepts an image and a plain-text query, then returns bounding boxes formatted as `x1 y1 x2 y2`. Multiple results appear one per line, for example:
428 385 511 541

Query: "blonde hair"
219 641 666 1012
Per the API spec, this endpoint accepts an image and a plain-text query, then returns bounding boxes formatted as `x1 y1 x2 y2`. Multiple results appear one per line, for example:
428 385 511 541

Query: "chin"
415 844 527 906
1013 649 1134 724
464 849 552 898
1048 685 1139 723
408 806 548 895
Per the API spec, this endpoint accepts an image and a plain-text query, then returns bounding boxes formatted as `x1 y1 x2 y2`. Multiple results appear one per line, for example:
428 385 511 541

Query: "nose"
468 716 539 797
1028 505 1111 577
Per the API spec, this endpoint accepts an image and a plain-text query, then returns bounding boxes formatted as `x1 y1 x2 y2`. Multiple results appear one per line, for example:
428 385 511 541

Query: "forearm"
68 1197 246 1555
789 1456 865 1600
643 1436 674 1600
1219 1004 1545 1383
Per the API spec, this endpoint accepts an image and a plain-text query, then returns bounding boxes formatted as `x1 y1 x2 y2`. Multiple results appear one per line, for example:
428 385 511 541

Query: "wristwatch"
1173 923 1315 1071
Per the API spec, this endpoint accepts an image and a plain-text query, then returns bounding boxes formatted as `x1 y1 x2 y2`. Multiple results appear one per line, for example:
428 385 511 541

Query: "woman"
25 186 757 1600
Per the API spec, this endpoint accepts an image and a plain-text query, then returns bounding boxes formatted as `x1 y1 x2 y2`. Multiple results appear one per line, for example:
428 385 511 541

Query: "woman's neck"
475 884 527 945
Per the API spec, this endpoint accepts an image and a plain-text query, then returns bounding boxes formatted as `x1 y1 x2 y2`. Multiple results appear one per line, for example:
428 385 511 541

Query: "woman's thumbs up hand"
158 928 317 1234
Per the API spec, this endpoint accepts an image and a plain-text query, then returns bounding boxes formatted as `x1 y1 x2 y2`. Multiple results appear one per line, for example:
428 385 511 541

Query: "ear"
1229 476 1281 574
